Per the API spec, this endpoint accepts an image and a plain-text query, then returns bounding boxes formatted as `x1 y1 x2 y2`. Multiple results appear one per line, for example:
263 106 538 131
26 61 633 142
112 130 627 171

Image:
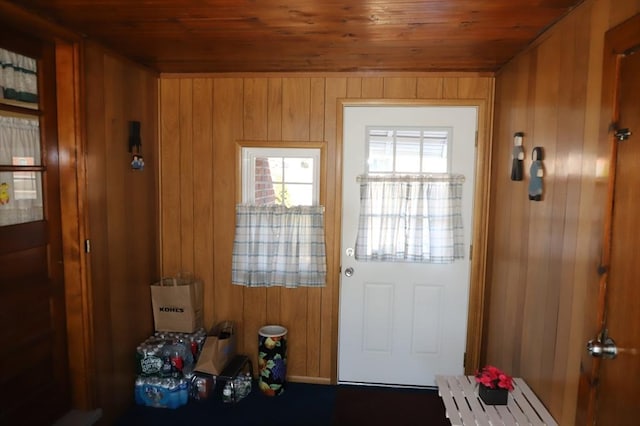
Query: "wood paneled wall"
487 1 640 424
158 73 494 383
83 41 159 423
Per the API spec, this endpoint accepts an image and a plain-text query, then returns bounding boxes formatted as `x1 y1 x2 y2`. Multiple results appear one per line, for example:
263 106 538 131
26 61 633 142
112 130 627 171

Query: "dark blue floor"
116 382 337 426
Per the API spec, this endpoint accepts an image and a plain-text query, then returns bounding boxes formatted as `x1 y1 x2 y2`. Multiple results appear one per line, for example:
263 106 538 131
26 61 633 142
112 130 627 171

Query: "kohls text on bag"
151 275 203 333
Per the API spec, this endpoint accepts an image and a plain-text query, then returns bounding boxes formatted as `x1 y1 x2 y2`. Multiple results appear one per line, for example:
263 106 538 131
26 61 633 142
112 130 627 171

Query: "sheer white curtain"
0 116 42 226
355 174 465 263
232 204 327 288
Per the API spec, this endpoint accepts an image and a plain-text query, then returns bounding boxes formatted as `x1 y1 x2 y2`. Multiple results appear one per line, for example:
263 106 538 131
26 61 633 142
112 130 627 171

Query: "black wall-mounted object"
129 121 141 153
511 132 524 181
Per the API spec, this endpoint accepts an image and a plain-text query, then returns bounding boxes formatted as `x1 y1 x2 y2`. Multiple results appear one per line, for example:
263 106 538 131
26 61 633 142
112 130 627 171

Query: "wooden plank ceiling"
7 0 584 73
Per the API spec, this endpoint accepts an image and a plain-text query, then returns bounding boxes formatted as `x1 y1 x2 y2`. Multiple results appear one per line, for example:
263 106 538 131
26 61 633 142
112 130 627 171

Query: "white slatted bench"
435 375 558 426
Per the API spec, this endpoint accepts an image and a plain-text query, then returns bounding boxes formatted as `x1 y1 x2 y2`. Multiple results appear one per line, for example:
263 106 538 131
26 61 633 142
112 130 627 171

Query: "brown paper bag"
194 321 237 376
150 276 203 332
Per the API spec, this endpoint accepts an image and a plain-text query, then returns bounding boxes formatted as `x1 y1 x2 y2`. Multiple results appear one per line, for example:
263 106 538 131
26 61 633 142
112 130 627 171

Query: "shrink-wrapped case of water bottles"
134 328 213 408
134 376 190 409
136 328 207 378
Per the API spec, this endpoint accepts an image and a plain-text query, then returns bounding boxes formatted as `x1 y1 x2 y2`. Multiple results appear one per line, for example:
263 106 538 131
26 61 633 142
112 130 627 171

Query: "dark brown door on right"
0 30 70 425
594 46 640 426
587 13 640 426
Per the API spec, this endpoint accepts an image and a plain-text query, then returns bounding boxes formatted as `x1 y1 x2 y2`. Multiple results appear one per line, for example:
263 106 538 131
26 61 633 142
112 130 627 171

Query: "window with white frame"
241 147 321 206
233 143 327 288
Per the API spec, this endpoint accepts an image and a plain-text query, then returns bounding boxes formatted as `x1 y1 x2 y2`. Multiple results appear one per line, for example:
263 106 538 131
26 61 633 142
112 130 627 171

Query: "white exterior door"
338 105 477 387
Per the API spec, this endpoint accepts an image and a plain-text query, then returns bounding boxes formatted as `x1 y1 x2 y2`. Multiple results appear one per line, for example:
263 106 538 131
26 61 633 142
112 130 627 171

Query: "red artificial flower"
475 365 514 391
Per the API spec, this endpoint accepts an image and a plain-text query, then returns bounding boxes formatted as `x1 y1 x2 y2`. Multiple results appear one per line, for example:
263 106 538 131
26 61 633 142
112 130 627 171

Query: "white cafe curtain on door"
0 116 42 226
354 173 465 264
0 47 42 226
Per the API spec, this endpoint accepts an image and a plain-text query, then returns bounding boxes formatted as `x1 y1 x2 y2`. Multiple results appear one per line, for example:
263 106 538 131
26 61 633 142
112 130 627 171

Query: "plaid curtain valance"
232 204 327 288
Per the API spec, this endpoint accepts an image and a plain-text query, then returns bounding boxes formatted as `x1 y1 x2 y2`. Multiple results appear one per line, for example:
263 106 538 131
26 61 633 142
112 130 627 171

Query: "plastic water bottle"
233 373 252 400
222 382 233 403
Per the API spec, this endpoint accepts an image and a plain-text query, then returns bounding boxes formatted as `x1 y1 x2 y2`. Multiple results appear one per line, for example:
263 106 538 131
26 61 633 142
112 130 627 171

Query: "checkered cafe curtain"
0 48 38 103
355 174 465 263
232 204 327 287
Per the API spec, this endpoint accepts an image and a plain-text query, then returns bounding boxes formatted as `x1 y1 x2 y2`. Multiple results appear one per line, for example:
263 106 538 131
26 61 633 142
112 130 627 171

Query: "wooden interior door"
0 30 70 425
593 38 640 426
583 13 640 426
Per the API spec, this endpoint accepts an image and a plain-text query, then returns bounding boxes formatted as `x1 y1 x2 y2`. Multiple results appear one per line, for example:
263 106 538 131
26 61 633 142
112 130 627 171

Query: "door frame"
576 12 640 425
333 98 493 378
56 40 94 409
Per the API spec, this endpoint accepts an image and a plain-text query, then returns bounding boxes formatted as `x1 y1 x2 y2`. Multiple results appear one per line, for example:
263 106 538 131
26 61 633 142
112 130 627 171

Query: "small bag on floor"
194 321 237 376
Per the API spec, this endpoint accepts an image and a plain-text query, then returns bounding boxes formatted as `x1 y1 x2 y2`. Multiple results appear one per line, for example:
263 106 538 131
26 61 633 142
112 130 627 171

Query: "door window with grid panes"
366 127 452 174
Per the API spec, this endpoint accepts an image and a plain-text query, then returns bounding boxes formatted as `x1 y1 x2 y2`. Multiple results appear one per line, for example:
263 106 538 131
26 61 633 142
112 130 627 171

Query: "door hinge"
614 128 632 141
469 244 473 261
85 239 91 253
475 131 478 147
610 122 632 141
463 352 467 368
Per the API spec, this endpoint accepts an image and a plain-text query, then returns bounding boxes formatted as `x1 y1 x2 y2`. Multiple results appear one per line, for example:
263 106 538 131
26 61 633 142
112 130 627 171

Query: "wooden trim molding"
56 40 94 409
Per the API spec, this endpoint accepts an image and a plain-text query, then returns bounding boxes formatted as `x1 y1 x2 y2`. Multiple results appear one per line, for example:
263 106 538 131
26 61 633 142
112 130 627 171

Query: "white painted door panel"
338 105 477 386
